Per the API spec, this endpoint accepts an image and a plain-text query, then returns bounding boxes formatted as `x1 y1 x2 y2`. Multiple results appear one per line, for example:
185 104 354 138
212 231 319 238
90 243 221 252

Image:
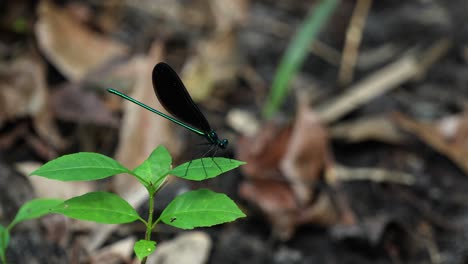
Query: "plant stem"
141 192 155 264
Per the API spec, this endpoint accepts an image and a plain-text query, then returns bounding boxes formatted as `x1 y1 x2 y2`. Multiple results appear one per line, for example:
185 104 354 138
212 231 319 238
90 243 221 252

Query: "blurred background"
1 0 468 263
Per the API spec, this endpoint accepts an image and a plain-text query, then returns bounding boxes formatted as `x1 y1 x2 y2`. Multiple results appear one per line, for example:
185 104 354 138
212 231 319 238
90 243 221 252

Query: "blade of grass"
262 0 339 119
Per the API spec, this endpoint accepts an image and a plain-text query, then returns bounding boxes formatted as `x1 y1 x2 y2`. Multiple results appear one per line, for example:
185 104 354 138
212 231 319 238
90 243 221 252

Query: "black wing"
152 62 211 133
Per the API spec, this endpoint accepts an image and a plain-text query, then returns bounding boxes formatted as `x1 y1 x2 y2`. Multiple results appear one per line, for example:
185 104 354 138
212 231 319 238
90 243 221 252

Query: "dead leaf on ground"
236 109 346 239
0 56 66 150
237 120 292 180
182 30 241 102
280 100 330 205
147 232 211 264
88 237 136 264
210 0 249 32
51 84 118 127
35 0 128 81
393 111 468 175
0 57 46 124
298 192 340 226
240 180 298 239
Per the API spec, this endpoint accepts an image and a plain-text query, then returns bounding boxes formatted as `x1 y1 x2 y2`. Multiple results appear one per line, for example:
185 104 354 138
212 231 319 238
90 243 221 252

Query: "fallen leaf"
239 180 298 240
182 30 241 101
280 101 330 205
226 109 260 137
297 192 339 226
237 113 344 239
89 237 136 264
210 0 249 32
0 56 66 150
51 84 118 127
0 57 46 124
237 120 292 180
147 232 211 264
35 0 128 81
393 111 468 175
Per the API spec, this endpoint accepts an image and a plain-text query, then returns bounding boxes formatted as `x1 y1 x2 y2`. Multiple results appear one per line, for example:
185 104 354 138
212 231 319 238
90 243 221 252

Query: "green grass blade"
262 0 339 118
0 226 9 264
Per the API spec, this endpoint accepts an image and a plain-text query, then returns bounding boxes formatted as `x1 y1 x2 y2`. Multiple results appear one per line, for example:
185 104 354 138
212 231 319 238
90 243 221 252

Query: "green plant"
0 145 245 263
262 0 339 119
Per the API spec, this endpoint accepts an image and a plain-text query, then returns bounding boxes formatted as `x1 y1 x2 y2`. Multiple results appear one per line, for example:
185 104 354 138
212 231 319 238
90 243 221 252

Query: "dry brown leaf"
239 180 298 240
226 109 260 137
297 192 339 226
88 237 136 264
237 120 292 180
0 56 66 150
182 30 241 101
281 101 330 205
210 0 249 32
393 111 468 175
35 0 128 81
85 57 140 95
0 57 46 124
51 84 118 126
147 232 211 264
236 110 349 238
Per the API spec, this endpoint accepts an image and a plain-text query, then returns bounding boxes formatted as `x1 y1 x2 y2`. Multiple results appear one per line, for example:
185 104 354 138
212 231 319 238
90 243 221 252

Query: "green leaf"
170 158 245 181
133 146 172 188
134 240 156 260
262 0 339 118
51 192 139 224
0 225 9 263
9 199 64 229
160 189 245 229
30 152 130 181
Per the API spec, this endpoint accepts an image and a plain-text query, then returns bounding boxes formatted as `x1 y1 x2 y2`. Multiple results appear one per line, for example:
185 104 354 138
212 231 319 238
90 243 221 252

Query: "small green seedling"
0 145 245 264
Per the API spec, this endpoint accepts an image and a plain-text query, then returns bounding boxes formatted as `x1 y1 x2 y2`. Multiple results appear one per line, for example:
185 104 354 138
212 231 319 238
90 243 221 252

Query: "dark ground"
1 0 468 263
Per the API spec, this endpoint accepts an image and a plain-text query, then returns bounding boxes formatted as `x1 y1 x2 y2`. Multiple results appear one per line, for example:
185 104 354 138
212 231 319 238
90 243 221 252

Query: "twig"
317 38 452 123
338 0 372 86
332 165 415 185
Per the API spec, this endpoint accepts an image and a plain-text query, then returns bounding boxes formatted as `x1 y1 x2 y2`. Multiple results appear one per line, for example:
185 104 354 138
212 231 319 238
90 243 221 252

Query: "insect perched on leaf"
108 62 229 176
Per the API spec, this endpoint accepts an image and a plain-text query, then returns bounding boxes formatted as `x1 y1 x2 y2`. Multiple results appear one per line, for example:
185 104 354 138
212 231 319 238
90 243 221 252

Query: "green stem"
141 192 155 264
